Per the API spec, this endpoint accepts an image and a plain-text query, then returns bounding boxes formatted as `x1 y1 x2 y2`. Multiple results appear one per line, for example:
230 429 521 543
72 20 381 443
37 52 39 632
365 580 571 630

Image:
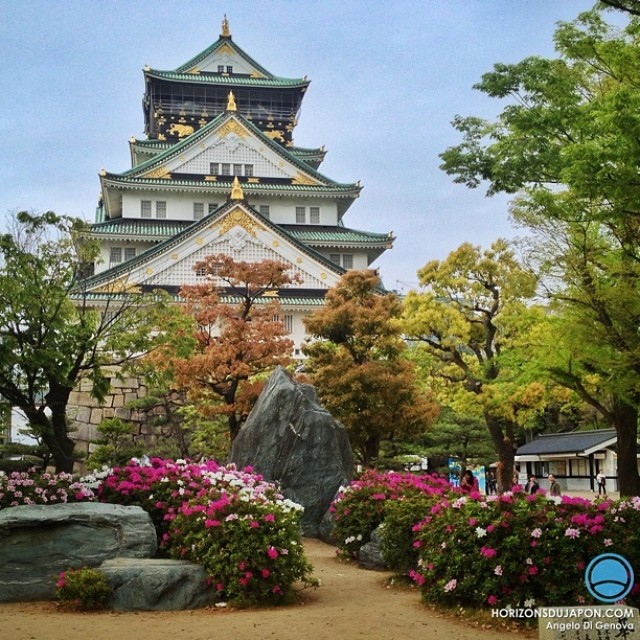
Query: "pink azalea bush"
55 566 112 610
409 490 640 609
0 469 96 509
330 469 452 557
98 458 317 606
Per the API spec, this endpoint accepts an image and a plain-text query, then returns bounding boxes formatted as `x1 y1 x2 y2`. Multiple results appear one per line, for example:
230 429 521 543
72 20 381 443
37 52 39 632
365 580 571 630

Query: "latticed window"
226 65 233 74
194 203 205 220
330 253 340 264
110 247 122 264
233 164 243 176
245 164 254 177
209 162 218 175
295 206 306 223
141 200 152 218
310 207 320 224
342 254 354 269
217 65 224 73
283 315 294 333
124 247 136 261
156 201 167 219
259 205 270 219
208 203 219 214
221 163 231 175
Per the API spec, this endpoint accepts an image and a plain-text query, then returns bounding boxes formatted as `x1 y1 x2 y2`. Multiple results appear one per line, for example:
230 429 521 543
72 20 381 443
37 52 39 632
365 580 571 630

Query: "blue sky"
0 0 608 291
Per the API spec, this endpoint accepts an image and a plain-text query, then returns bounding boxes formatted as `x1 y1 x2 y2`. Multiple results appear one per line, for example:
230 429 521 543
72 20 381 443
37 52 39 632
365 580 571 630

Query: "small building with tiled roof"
514 429 635 494
85 17 394 353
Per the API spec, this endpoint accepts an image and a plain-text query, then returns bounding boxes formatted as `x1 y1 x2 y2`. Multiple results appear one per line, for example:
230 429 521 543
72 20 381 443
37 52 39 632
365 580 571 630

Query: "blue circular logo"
585 553 634 603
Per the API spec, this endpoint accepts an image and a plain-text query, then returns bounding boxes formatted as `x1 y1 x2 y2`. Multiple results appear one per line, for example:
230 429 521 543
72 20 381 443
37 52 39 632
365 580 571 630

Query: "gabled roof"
144 22 309 91
114 110 355 190
515 430 618 458
81 198 347 294
101 110 361 219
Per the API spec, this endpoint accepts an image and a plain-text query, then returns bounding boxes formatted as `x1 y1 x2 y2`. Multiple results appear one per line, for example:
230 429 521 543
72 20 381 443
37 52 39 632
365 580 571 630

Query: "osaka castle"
82 17 393 354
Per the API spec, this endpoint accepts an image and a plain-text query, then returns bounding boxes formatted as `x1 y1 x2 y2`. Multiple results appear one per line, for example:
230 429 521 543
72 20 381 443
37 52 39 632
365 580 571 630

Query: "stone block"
100 558 217 611
0 503 157 602
90 408 103 425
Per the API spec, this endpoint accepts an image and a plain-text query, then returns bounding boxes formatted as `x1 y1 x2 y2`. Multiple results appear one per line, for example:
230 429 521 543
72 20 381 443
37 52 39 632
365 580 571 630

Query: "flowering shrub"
331 470 452 557
55 567 112 610
97 457 222 540
0 469 96 509
99 458 317 606
409 491 640 609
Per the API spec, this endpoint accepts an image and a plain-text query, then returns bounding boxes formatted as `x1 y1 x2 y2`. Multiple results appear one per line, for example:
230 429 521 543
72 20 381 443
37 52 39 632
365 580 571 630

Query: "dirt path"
1 539 531 640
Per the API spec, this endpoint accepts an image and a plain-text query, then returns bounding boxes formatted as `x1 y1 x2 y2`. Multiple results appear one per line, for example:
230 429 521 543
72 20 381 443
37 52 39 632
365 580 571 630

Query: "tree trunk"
362 434 380 468
611 399 640 497
24 405 75 474
484 412 516 494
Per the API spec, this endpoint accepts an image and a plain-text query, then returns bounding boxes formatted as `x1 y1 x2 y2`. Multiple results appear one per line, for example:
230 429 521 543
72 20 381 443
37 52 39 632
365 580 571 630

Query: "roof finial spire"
226 90 237 111
230 176 244 200
221 15 231 37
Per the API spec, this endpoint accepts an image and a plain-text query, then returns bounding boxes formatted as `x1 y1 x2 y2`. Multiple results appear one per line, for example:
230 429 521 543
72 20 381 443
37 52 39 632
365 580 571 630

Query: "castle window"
141 200 152 218
156 201 167 219
244 164 254 177
259 205 270 219
310 206 320 224
330 253 353 268
217 65 224 73
233 163 243 176
208 203 219 214
194 203 205 220
221 163 231 176
283 315 294 333
209 162 218 174
110 247 122 264
226 65 233 74
295 206 306 223
124 247 136 261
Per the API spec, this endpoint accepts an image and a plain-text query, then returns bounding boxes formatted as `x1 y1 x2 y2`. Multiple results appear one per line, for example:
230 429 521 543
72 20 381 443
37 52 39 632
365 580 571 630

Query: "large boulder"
100 558 217 611
0 502 157 602
230 366 353 537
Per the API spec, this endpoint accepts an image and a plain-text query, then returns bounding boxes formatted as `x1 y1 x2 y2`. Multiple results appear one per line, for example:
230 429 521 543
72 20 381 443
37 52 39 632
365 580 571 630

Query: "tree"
167 254 300 443
303 270 438 466
0 211 183 472
439 8 640 495
402 240 540 493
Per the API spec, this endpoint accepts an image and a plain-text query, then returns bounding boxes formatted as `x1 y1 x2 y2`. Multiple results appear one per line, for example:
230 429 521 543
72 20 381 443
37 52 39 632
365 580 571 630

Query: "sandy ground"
0 538 533 640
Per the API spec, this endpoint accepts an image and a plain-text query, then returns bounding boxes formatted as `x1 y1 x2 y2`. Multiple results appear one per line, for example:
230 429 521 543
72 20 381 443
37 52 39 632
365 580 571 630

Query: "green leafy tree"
439 8 640 495
0 211 185 472
402 241 541 493
303 270 439 466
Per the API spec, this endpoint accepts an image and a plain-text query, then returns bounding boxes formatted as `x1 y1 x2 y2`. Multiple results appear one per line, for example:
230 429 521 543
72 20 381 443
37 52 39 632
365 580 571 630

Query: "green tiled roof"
74 291 327 307
281 225 393 245
90 219 192 238
146 69 308 89
102 174 359 196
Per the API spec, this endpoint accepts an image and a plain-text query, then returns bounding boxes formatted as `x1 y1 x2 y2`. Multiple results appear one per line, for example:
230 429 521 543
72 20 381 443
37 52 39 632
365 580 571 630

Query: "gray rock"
358 526 388 571
0 502 157 602
100 558 217 611
230 367 353 537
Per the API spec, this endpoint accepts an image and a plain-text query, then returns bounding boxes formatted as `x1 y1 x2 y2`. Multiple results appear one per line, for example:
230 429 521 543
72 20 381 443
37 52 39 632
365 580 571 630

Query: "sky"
0 0 612 293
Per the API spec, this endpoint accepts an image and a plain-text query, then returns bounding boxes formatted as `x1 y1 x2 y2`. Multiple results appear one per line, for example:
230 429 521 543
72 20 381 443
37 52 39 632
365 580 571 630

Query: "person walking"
548 474 561 497
525 475 540 495
596 471 607 497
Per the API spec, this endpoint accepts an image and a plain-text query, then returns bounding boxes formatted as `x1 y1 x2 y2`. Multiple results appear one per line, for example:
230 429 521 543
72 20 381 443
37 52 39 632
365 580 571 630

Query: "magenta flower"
487 594 498 605
480 546 497 558
267 546 279 560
